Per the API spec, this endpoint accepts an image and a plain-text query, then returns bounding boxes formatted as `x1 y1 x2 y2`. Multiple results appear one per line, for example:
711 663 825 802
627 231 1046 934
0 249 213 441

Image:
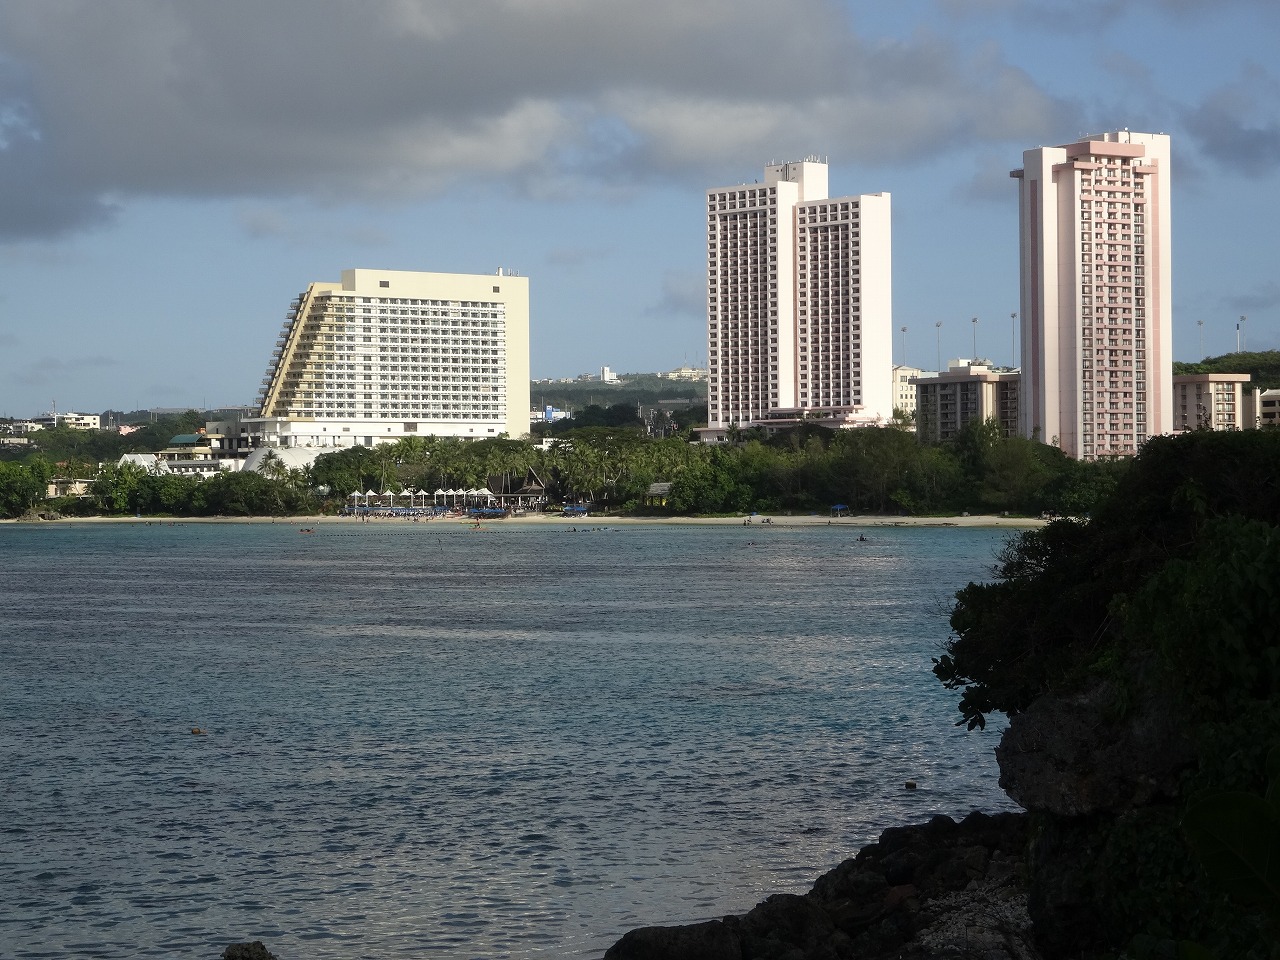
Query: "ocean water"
0 520 1021 959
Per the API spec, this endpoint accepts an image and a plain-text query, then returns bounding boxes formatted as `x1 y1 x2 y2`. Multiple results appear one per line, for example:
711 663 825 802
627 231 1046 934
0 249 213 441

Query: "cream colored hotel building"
706 160 892 434
249 268 530 447
1013 130 1172 459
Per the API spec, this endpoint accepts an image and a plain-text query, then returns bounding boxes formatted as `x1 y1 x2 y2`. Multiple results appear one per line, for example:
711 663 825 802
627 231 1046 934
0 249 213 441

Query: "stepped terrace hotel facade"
247 268 530 448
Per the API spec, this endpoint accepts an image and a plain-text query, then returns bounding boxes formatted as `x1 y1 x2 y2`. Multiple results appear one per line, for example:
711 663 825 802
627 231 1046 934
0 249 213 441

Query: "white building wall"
258 268 530 440
707 160 892 430
1014 131 1172 459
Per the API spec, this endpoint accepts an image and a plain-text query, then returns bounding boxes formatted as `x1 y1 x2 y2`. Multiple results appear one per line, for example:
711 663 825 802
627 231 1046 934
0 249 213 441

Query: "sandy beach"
6 512 1047 529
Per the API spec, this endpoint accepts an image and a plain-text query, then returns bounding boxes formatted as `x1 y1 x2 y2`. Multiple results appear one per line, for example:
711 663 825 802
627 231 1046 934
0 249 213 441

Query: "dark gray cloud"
941 0 1277 26
11 353 119 387
1182 70 1280 177
1227 282 1280 314
645 270 705 319
0 0 1072 240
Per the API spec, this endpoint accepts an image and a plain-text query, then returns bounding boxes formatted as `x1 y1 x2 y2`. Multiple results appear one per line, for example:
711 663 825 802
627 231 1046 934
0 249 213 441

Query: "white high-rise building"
705 160 892 434
248 268 530 448
1012 130 1172 459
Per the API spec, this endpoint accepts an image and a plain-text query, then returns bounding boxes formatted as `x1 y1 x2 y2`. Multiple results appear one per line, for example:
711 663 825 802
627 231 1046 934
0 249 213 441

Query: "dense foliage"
1173 349 1280 390
0 420 1130 520
0 411 206 467
935 429 1280 956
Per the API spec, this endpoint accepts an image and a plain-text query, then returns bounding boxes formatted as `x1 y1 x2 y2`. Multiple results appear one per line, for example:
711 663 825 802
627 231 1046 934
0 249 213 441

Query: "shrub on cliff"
933 429 1280 958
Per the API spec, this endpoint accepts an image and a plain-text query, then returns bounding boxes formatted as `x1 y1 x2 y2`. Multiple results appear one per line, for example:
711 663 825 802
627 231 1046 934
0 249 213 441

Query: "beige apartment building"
913 362 1021 443
893 364 923 421
1012 131 1173 458
1172 373 1251 432
246 268 530 448
705 160 892 436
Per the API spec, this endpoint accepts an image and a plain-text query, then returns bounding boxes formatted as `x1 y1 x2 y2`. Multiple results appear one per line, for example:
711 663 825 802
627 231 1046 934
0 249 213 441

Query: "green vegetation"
1173 349 1280 390
530 373 705 411
0 411 206 466
0 417 1129 520
934 429 1280 957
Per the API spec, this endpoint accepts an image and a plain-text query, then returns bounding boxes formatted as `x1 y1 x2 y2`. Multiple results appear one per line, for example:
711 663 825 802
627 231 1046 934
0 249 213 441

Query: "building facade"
1250 389 1280 429
248 268 530 448
1172 373 1251 432
893 364 923 420
705 160 892 435
912 363 1021 444
1012 131 1172 459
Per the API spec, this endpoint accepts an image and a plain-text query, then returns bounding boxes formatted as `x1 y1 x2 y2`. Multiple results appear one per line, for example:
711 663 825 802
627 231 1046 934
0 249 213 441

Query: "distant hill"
531 373 706 411
1173 350 1280 390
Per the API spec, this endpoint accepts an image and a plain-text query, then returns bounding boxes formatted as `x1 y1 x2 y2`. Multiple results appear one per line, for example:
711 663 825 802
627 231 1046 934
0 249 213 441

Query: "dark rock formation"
995 670 1194 818
603 811 1035 960
221 943 279 960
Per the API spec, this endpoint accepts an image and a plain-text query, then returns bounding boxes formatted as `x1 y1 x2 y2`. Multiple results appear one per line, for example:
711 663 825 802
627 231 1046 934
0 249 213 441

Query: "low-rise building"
1172 373 1251 431
659 365 708 381
30 412 101 430
155 433 235 478
913 362 1020 443
1247 388 1280 429
893 364 924 422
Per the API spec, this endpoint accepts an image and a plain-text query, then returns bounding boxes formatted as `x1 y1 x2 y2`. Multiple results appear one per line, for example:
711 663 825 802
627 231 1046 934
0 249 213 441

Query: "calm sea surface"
0 520 1020 959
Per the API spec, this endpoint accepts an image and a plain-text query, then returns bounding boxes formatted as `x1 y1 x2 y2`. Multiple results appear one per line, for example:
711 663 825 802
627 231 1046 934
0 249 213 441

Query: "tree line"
1 420 1128 520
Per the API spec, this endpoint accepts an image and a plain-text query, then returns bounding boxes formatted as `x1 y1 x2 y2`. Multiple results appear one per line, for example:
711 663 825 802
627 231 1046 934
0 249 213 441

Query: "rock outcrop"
221 943 279 960
995 666 1194 818
603 811 1035 960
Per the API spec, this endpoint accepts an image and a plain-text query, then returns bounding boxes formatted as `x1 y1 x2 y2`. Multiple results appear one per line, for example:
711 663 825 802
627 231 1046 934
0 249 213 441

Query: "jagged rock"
995 674 1194 817
603 812 1035 960
604 918 742 960
221 943 278 960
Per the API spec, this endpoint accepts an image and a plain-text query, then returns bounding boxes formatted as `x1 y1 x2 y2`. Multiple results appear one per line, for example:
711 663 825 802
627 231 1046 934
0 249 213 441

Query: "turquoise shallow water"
0 521 1020 959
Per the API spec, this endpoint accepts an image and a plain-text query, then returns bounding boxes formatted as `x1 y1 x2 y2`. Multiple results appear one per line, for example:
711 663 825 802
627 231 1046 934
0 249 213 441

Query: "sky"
1 0 1278 418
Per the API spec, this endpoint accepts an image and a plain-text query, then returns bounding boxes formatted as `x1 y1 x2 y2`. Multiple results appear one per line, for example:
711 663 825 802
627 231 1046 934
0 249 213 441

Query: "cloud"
1226 281 1280 314
941 0 1276 24
956 151 1023 202
645 270 705 319
544 246 615 268
11 354 118 387
0 0 1072 240
236 204 391 247
1182 67 1280 177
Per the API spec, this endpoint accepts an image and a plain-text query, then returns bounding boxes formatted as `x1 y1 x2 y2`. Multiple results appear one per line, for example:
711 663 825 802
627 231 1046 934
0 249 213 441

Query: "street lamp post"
1198 319 1204 359
1238 315 1247 353
971 316 979 361
935 320 943 372
1010 311 1018 369
900 325 907 365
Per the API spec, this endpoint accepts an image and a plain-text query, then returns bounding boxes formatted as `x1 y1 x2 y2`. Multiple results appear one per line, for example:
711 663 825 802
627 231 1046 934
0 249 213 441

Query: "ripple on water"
0 522 1018 958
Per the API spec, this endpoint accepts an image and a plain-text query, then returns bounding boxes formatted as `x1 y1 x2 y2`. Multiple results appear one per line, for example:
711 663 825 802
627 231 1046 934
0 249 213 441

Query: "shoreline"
3 512 1046 529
